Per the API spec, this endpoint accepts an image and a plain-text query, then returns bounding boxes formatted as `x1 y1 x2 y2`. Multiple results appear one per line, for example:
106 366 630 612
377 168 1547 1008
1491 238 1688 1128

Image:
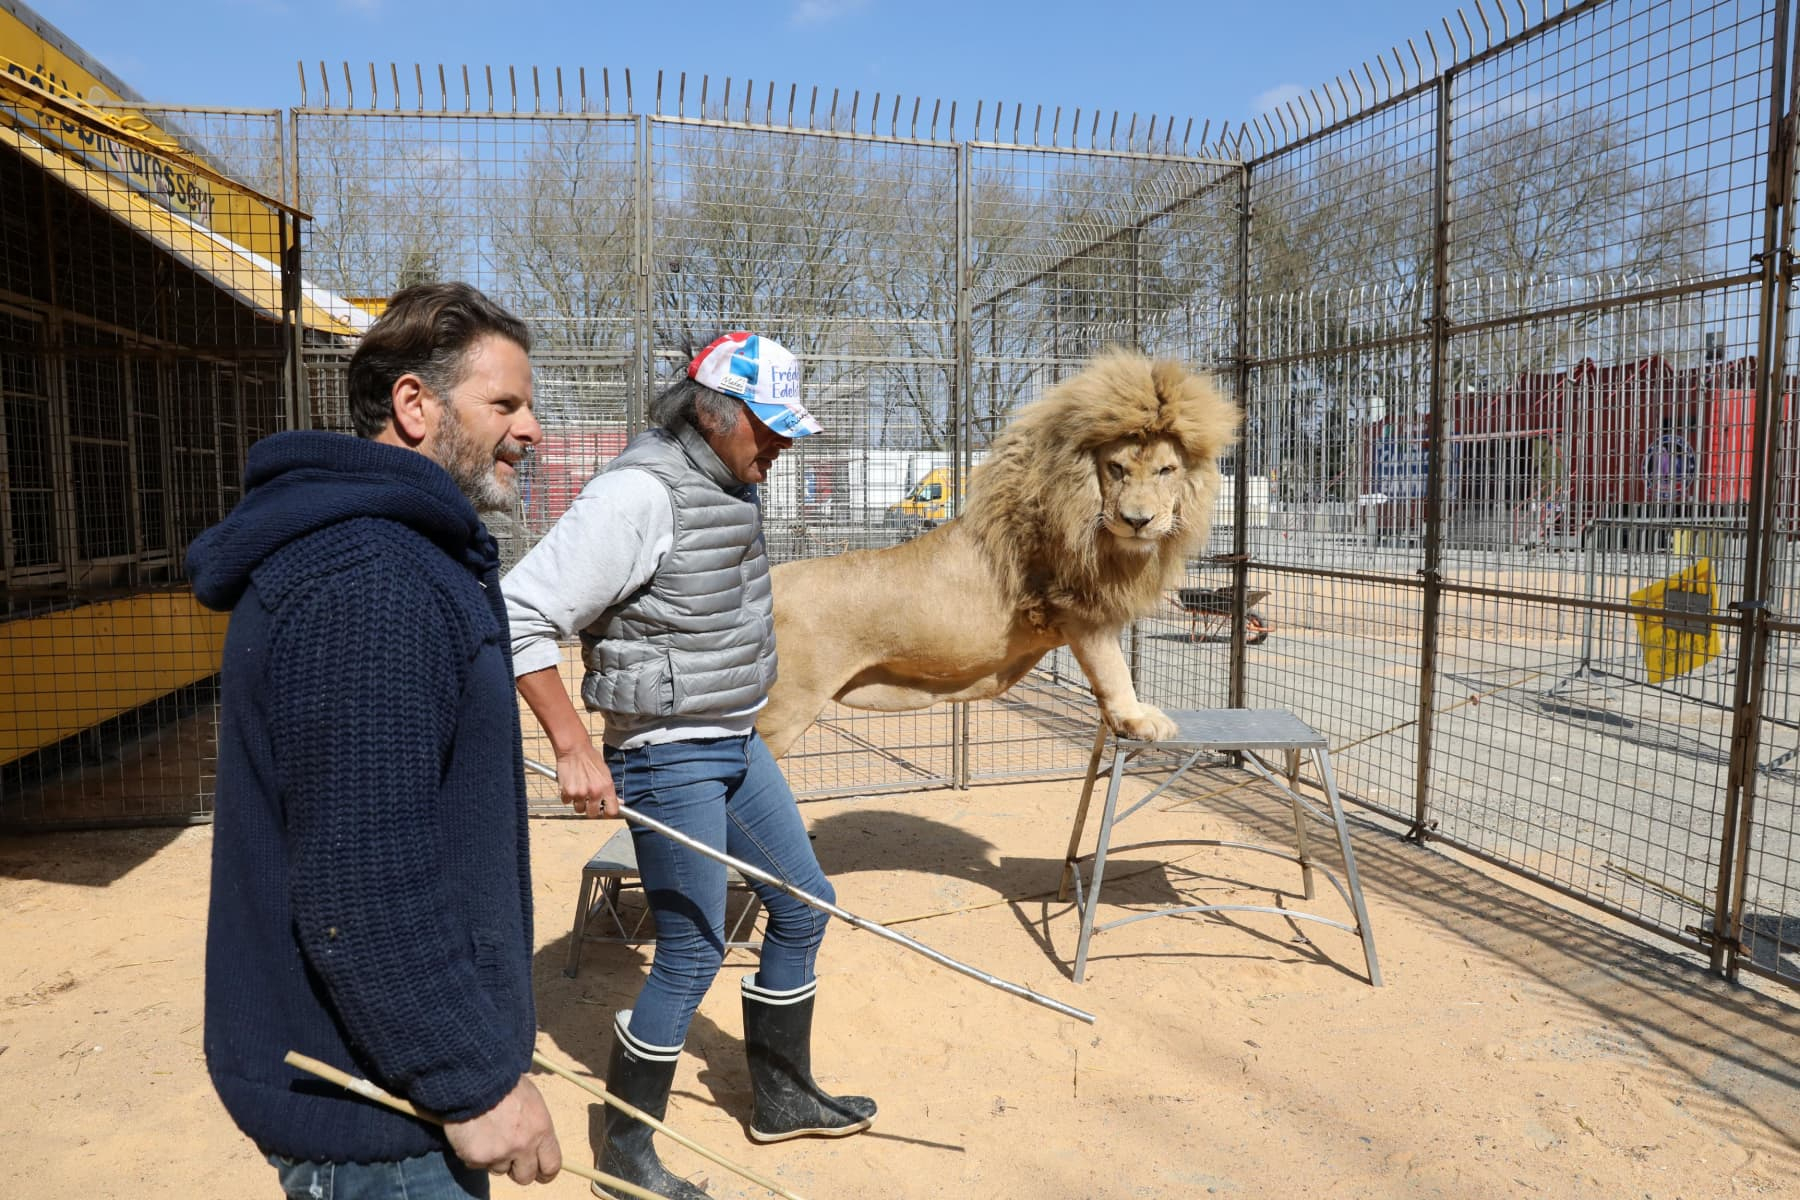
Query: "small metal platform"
1058 708 1382 986
563 827 762 978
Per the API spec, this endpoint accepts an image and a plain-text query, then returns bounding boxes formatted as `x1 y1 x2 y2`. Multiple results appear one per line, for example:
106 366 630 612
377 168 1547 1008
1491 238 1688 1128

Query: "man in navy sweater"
188 282 562 1197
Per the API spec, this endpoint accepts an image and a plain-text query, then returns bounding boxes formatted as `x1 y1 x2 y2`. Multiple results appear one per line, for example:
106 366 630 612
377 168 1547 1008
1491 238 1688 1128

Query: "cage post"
631 114 653 434
279 110 308 433
1409 68 1456 843
279 208 304 433
1229 163 1252 709
1715 0 1799 979
952 139 972 789
285 109 311 430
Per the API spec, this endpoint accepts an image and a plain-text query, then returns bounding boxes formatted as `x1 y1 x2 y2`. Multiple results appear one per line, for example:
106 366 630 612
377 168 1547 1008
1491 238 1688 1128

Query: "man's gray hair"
647 368 743 436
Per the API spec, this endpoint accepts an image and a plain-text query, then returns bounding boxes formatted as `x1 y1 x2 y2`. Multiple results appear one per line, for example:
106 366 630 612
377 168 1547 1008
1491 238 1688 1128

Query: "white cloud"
791 0 871 27
1251 83 1305 119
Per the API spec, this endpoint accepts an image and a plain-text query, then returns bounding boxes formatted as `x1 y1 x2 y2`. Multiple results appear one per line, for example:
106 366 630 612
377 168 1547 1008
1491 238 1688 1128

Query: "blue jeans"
605 734 834 1047
269 1151 487 1199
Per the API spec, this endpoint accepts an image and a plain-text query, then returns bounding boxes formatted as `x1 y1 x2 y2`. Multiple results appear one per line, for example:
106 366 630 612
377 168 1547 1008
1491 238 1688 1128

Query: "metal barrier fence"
2 1 1796 992
1228 0 1800 991
280 86 1246 804
0 81 321 827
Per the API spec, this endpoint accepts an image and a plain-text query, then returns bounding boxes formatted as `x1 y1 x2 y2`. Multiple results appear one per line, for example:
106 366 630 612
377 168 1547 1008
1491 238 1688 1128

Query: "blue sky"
41 0 1478 141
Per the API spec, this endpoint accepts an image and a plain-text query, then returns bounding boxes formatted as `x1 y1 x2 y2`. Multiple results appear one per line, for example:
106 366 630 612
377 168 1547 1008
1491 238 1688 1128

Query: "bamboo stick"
282 1051 659 1200
532 1050 807 1200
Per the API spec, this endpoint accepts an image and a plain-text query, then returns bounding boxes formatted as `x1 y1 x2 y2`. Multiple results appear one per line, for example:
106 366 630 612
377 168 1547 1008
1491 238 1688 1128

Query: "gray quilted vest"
578 422 777 718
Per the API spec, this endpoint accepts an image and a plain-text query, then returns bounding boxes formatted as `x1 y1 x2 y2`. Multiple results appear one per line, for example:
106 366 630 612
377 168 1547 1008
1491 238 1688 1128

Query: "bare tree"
857 156 1042 448
1454 107 1710 284
651 129 869 356
958 156 1238 447
1243 101 1714 502
295 114 464 300
484 121 637 353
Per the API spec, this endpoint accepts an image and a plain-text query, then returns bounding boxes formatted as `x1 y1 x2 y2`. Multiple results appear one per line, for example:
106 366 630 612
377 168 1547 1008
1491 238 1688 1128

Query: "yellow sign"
0 5 281 256
1630 558 1721 685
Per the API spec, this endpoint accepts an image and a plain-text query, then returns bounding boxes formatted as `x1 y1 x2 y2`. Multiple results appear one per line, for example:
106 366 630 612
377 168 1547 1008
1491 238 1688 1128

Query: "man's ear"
389 374 434 444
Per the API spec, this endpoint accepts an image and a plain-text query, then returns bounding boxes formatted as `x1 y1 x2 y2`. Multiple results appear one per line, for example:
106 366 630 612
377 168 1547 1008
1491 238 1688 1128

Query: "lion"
756 348 1241 759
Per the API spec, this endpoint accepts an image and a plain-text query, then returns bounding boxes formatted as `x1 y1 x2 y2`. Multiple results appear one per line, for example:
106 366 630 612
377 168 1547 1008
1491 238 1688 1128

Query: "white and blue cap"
687 332 823 439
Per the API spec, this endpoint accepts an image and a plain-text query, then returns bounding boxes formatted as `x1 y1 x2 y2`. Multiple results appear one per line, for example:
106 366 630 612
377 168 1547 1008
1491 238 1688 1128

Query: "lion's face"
1095 436 1188 552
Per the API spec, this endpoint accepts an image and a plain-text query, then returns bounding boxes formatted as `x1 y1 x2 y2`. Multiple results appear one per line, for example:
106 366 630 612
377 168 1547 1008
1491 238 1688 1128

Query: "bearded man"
187 282 563 1198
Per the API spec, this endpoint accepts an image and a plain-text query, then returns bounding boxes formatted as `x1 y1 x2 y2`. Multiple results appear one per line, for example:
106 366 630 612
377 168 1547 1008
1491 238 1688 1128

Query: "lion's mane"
962 348 1241 630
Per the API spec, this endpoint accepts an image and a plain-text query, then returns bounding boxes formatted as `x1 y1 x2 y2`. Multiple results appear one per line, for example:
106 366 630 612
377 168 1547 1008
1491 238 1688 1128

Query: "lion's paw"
1111 704 1179 743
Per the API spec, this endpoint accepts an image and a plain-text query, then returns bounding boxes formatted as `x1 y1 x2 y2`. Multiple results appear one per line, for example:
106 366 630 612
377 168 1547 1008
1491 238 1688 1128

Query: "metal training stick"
525 758 1096 1025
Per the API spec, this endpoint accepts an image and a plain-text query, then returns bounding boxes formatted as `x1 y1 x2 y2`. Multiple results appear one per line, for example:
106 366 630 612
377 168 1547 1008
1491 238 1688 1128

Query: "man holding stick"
506 333 876 1200
188 282 562 1197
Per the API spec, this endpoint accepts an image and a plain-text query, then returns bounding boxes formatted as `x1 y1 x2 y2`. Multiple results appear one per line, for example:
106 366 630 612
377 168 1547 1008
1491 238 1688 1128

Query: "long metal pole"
524 759 1096 1024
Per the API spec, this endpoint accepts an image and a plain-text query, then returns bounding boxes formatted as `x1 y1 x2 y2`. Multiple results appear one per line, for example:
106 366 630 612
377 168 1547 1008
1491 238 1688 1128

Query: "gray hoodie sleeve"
501 468 674 676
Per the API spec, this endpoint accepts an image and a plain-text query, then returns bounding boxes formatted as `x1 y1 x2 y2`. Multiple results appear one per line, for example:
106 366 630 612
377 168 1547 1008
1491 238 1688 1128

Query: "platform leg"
1314 747 1383 987
1072 748 1130 983
564 870 599 979
1059 723 1111 901
1283 748 1316 901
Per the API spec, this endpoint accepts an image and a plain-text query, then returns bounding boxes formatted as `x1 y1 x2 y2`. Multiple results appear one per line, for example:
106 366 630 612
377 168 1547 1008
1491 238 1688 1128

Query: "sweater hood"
186 430 496 611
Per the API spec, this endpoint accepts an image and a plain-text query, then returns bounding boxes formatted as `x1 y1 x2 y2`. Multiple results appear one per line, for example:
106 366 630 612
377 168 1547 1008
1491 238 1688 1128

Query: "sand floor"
3 761 1797 1199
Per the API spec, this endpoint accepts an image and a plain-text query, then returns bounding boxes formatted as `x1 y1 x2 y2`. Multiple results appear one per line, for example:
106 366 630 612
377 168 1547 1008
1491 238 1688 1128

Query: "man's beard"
434 403 520 513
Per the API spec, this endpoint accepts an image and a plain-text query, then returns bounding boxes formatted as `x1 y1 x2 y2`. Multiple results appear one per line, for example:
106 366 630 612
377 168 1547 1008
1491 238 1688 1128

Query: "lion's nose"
1123 513 1151 531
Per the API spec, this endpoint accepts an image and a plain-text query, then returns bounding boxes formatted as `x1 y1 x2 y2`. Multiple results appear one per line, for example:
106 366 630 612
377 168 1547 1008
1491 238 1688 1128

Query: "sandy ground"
3 761 1798 1200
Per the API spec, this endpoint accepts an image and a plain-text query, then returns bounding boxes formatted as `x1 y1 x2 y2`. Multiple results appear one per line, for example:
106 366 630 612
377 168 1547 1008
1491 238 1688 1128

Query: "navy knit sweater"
187 430 535 1163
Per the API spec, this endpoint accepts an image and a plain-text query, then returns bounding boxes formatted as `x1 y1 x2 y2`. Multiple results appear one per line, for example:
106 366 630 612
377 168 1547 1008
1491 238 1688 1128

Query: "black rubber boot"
594 1010 710 1200
740 976 877 1143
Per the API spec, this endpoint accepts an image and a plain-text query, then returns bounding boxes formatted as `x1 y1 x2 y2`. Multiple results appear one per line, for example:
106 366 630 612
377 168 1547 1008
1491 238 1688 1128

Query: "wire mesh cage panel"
95 104 292 218
1243 79 1438 581
649 121 958 359
643 119 968 792
512 355 633 547
1 98 303 828
1239 570 1425 828
1446 0 1771 324
1249 80 1438 298
955 145 1242 783
1539 514 1771 713
1740 625 1800 984
1223 0 1800 987
967 146 1239 406
1430 289 1765 587
1427 588 1736 948
757 356 949 563
294 110 640 350
1244 327 1435 572
1128 557 1239 711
